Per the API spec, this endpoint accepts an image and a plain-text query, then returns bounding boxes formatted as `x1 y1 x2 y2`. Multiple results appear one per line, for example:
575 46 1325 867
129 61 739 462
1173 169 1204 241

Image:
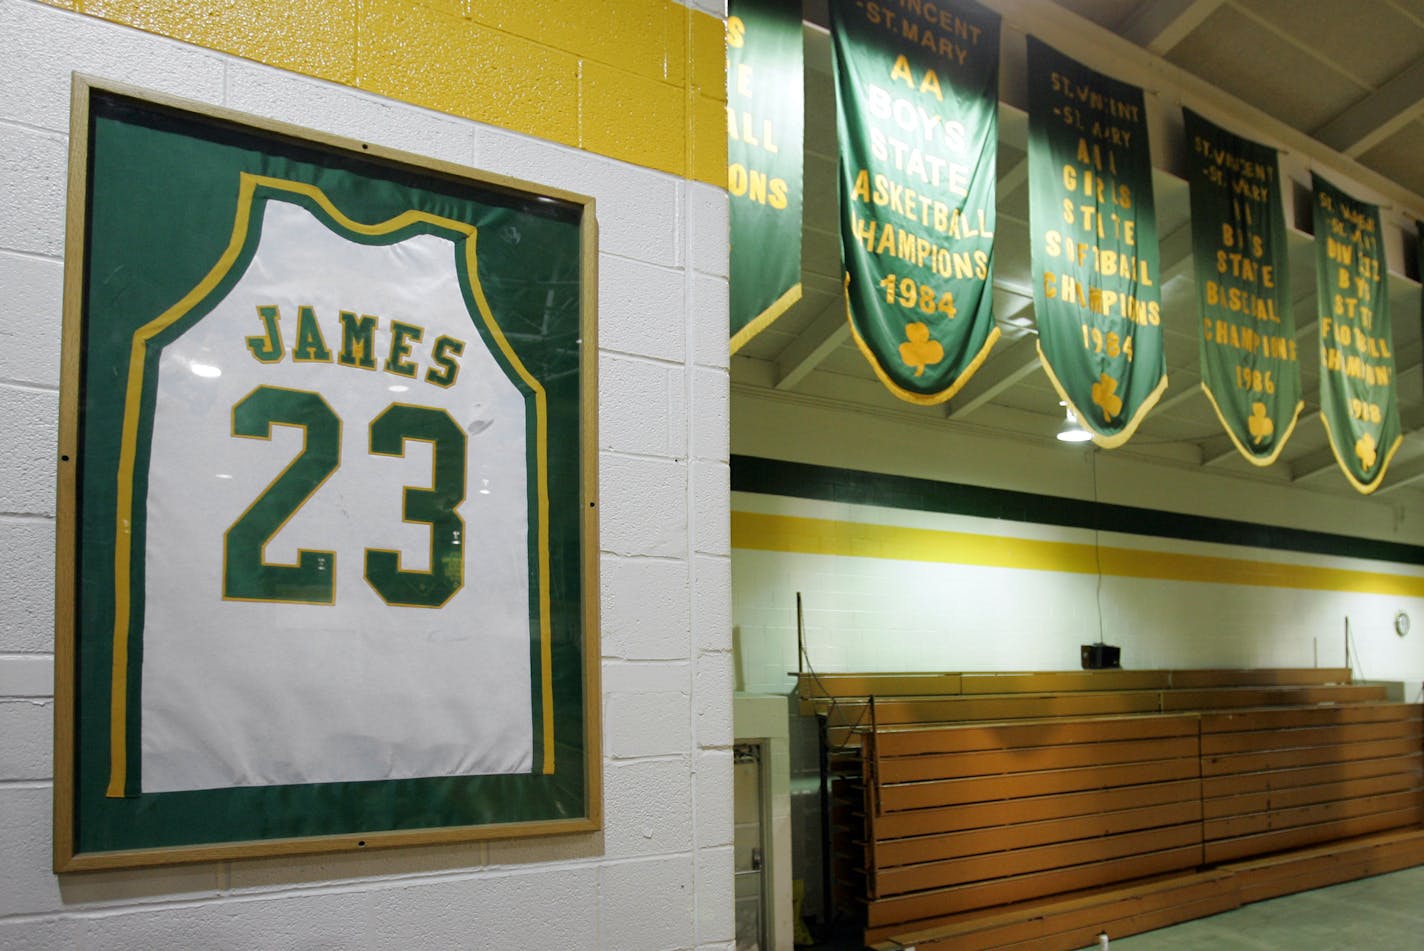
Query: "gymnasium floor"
804 864 1424 949
1085 864 1424 950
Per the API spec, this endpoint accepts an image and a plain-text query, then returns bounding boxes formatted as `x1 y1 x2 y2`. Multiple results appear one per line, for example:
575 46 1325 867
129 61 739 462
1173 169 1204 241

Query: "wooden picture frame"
54 76 600 870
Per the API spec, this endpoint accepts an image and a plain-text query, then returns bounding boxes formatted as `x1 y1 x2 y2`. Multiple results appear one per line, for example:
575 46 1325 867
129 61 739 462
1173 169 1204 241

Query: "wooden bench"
877 829 1424 950
797 669 1424 949
1200 703 1423 863
801 668 1373 746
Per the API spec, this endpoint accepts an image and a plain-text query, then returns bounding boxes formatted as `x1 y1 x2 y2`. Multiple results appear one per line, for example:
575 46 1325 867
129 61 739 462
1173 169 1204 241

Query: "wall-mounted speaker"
1081 643 1122 669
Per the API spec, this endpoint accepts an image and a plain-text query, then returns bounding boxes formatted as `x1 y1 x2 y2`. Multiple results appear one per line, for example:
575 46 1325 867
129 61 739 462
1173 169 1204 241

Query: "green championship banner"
728 0 804 353
1027 38 1164 447
832 0 1000 404
1313 173 1400 493
1185 109 1302 466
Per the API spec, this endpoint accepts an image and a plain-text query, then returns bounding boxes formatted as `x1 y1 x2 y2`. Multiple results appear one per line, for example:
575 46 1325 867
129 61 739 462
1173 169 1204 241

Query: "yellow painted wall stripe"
732 511 1424 598
57 0 727 186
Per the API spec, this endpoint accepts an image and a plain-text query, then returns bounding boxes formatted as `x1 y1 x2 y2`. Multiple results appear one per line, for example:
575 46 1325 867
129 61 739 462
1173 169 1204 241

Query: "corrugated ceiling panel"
1239 0 1424 88
1165 4 1363 131
1359 119 1424 201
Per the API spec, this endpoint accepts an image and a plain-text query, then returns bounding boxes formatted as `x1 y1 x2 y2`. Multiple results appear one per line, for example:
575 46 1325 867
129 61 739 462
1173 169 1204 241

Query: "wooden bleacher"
798 669 1424 949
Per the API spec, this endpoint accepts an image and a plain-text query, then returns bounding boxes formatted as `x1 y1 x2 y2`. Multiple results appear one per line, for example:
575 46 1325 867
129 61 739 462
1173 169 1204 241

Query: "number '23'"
223 385 467 608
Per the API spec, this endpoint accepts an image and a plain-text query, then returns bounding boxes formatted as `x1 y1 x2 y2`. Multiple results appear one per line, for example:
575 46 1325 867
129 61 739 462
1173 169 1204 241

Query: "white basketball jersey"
139 196 536 793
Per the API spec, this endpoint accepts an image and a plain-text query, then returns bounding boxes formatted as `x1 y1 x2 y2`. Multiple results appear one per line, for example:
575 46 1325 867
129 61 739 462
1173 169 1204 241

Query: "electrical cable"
798 627 872 754
1090 448 1106 646
1345 622 1366 682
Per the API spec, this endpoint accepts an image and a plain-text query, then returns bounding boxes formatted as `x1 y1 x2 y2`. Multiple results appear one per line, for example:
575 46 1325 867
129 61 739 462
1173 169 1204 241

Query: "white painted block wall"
0 0 733 947
731 392 1424 698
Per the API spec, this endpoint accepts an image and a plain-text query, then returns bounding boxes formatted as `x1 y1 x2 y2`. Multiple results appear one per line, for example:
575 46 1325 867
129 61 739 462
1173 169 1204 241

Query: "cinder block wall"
0 0 734 947
731 397 1424 693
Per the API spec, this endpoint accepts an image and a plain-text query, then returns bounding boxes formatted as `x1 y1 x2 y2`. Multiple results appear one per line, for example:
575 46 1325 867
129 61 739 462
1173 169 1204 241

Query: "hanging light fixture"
1056 405 1093 443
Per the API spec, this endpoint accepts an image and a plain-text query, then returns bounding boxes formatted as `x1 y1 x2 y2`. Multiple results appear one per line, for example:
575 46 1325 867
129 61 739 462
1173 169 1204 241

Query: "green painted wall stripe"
730 454 1424 567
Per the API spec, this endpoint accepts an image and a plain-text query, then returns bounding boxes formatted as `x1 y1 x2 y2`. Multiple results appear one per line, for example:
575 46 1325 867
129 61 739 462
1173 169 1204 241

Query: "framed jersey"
54 77 600 869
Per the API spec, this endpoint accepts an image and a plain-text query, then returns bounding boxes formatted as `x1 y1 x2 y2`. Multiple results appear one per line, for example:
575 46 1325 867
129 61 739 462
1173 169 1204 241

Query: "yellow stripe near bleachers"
732 511 1424 597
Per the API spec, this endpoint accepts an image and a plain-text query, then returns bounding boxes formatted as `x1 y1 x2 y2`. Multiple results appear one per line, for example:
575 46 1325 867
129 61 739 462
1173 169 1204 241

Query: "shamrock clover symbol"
898 322 944 378
1091 373 1123 420
1247 402 1273 444
1356 432 1378 470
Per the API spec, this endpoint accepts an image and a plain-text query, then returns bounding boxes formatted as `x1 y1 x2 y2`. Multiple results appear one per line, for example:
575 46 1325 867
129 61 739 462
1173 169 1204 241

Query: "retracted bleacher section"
798 669 1424 949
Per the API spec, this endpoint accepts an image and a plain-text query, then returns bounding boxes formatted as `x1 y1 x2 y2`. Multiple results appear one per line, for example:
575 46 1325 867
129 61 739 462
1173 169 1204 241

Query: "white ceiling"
732 0 1424 499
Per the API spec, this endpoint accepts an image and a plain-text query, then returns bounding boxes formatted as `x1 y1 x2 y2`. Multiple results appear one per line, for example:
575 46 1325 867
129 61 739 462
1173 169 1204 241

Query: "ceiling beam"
1117 0 1227 55
774 302 848 391
1198 430 1238 466
1158 221 1196 284
1312 59 1424 158
1290 444 1344 483
1370 453 1424 496
998 155 1029 198
1154 380 1204 415
945 330 1042 420
1393 337 1424 381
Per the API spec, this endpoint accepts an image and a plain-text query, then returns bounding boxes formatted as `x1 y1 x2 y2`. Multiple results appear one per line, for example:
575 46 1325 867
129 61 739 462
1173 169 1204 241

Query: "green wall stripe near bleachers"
730 455 1424 566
